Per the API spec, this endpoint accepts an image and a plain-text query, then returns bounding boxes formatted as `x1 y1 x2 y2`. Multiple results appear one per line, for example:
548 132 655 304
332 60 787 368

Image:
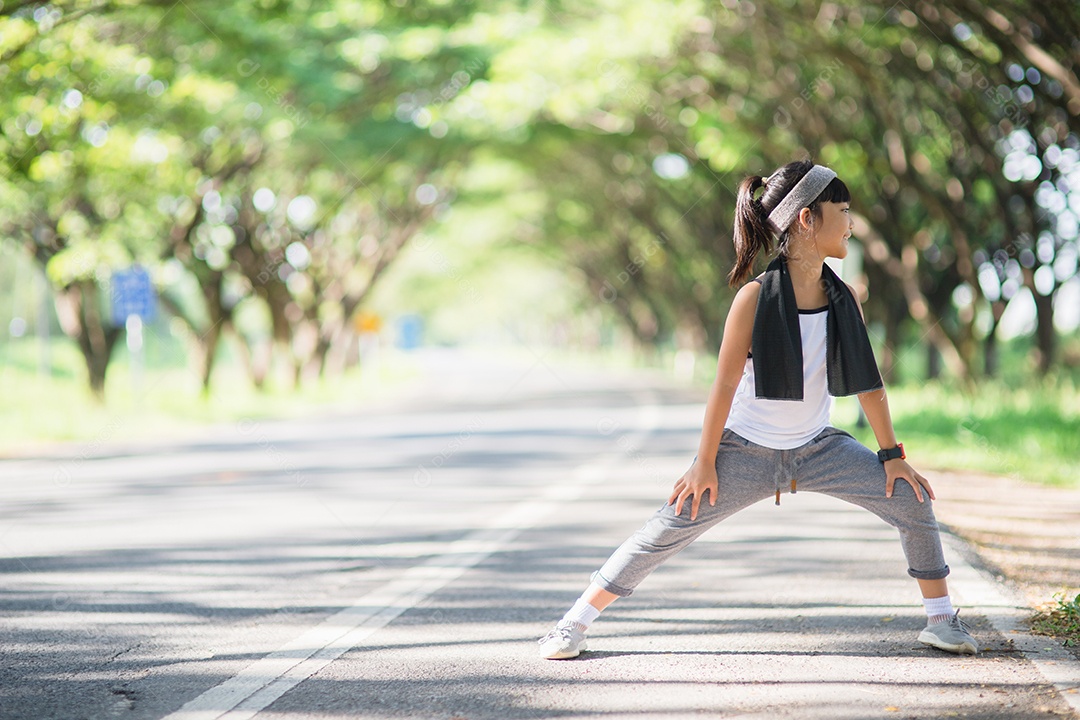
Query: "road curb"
942 529 1080 716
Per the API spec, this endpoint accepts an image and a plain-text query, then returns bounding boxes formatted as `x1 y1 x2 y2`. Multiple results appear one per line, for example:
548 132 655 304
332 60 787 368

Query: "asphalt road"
1 348 1076 719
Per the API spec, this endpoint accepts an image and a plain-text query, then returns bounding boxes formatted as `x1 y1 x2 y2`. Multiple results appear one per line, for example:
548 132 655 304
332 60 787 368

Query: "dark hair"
728 159 851 286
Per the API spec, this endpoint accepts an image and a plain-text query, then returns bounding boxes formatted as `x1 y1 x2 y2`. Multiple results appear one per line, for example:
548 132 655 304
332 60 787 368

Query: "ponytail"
728 175 772 287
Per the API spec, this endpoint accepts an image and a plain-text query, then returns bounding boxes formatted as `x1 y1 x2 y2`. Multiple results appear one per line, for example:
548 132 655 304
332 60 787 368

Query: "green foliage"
1031 593 1080 647
2 0 472 393
2 0 1080 400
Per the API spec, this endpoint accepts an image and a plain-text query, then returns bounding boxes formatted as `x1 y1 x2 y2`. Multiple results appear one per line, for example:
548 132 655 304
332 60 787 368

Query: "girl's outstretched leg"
916 578 978 655
579 583 620 613
795 428 977 655
538 431 775 659
537 583 618 659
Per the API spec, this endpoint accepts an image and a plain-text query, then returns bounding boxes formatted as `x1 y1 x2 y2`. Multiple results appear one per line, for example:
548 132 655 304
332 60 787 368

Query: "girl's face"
814 201 854 259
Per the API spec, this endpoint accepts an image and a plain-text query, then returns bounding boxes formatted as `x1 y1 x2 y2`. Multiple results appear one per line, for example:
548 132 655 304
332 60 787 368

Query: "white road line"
941 531 1080 714
163 393 661 720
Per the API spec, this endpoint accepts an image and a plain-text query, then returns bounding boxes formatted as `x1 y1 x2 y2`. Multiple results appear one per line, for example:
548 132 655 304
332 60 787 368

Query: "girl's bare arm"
668 281 759 520
846 282 934 502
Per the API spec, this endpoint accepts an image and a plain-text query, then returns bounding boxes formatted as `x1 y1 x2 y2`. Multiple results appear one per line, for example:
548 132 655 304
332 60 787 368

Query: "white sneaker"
538 621 588 659
918 611 978 655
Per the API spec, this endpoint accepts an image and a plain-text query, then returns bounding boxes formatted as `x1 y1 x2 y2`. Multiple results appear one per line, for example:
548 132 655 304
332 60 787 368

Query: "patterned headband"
767 164 838 232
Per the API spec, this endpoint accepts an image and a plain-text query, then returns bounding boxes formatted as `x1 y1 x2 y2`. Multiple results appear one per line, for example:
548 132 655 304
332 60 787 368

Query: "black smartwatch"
877 443 905 463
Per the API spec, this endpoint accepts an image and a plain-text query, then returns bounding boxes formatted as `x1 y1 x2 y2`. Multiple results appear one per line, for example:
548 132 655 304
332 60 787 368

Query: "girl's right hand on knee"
668 460 718 521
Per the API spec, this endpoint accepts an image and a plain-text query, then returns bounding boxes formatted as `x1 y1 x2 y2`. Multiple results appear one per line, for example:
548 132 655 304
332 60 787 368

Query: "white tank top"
725 306 832 450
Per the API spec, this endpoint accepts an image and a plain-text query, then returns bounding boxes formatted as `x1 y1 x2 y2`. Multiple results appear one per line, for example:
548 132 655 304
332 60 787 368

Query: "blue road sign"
396 314 423 350
111 266 157 325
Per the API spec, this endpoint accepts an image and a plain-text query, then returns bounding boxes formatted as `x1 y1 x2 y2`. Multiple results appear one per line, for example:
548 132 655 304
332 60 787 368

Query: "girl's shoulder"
731 278 762 315
842 280 867 320
737 277 763 295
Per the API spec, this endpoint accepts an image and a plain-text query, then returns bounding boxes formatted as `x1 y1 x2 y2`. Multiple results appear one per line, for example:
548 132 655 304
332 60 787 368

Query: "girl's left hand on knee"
884 459 935 502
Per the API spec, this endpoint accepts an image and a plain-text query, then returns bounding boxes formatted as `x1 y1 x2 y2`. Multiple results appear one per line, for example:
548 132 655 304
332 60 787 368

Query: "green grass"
831 380 1080 487
0 336 421 456
1031 593 1080 648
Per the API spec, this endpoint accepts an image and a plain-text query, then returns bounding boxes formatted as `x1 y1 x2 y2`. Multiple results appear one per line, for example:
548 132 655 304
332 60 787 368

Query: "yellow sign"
354 311 382 334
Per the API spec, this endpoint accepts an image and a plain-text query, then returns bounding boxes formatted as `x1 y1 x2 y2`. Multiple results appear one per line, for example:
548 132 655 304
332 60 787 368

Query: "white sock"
560 598 601 630
923 595 954 624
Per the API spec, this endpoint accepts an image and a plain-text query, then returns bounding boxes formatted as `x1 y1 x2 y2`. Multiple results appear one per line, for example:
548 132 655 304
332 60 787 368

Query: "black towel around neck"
751 255 884 400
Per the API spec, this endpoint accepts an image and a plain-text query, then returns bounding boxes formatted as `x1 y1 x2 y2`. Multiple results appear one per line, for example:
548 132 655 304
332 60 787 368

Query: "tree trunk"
230 328 270 390
84 331 121 398
163 287 226 395
1031 286 1056 375
326 325 357 376
53 280 122 400
983 302 1006 378
199 320 223 396
880 300 905 384
315 317 352 379
292 359 304 390
983 327 998 378
926 344 941 381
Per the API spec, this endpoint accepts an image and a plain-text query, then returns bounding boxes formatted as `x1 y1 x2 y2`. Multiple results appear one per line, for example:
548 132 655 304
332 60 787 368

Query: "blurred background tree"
2 0 1079 403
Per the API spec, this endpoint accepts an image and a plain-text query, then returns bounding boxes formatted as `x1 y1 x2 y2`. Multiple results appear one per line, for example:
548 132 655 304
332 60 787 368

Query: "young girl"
539 160 978 659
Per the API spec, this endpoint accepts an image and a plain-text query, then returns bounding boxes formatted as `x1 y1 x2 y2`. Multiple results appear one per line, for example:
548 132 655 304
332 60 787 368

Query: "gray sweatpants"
592 427 949 597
